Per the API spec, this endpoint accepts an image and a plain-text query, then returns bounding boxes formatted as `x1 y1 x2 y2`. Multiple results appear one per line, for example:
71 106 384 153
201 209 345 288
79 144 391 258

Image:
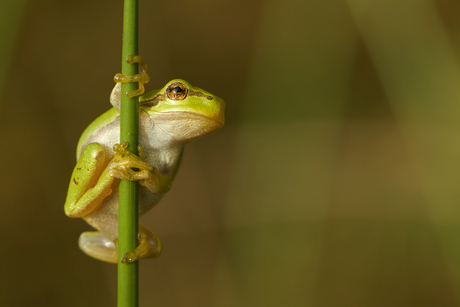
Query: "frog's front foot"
108 141 157 181
114 55 150 98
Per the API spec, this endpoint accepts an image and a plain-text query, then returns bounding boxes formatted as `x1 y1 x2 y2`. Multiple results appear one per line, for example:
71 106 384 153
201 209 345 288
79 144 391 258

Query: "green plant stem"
118 0 139 306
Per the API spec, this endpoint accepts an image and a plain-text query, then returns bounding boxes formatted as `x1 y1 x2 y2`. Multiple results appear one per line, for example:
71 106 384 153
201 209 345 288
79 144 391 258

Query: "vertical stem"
118 0 139 306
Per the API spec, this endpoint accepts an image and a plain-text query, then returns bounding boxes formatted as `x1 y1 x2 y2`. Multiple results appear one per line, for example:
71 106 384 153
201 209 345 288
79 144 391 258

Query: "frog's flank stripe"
189 89 214 101
140 94 164 107
140 90 213 107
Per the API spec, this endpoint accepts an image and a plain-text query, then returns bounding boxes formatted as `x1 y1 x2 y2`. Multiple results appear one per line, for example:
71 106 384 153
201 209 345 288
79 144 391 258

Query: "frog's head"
139 79 225 144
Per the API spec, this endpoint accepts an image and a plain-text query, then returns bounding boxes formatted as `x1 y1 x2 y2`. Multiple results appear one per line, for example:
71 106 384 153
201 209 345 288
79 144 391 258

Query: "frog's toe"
109 167 152 181
121 233 149 264
79 231 118 263
113 141 129 154
121 251 137 264
113 55 149 98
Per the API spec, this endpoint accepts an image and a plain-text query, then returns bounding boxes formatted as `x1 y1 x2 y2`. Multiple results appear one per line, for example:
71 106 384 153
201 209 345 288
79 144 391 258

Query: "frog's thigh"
79 231 118 263
64 143 113 218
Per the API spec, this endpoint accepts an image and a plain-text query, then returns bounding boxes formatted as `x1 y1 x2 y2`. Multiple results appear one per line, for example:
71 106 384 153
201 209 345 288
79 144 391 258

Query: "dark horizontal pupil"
173 86 183 93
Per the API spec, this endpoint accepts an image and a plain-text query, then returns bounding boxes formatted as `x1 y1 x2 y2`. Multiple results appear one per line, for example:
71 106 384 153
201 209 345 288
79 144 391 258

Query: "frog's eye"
166 82 188 100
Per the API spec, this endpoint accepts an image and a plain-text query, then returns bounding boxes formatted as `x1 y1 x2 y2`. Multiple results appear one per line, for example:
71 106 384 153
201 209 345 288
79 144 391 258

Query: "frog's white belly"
80 112 182 240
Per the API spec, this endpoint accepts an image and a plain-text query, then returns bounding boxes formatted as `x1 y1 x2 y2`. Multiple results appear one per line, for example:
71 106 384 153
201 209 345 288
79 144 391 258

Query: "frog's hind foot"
79 231 118 263
121 226 162 264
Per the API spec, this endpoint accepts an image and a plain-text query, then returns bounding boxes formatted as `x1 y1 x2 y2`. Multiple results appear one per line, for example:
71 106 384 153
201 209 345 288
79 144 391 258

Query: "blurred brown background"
1 0 460 306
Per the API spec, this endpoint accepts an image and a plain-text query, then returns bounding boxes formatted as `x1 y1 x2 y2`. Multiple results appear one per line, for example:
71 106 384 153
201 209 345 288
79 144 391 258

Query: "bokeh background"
1 0 460 306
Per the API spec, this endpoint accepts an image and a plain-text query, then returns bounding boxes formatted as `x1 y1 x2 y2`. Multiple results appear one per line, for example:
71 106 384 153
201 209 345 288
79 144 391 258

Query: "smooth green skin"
64 79 225 263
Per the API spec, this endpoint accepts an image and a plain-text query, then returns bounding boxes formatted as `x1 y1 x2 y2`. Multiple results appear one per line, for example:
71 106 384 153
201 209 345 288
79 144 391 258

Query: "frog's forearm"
140 171 173 194
139 147 183 194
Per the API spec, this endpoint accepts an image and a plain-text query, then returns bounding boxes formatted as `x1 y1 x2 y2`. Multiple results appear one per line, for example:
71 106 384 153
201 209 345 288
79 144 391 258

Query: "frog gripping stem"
114 55 150 98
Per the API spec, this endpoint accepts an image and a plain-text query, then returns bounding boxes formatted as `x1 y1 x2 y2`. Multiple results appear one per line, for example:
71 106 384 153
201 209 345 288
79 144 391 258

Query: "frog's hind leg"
79 224 162 264
64 143 115 218
79 231 118 263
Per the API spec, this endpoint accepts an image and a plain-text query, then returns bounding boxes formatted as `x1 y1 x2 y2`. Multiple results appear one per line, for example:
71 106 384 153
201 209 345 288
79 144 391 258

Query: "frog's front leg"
113 55 150 98
110 143 178 195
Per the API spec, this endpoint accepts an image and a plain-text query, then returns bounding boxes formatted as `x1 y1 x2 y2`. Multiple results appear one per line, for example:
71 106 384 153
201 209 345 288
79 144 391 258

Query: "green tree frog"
64 79 225 263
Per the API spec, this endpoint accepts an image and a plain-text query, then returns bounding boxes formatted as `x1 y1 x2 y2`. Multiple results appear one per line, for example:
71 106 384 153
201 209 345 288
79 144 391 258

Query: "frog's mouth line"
153 111 225 128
